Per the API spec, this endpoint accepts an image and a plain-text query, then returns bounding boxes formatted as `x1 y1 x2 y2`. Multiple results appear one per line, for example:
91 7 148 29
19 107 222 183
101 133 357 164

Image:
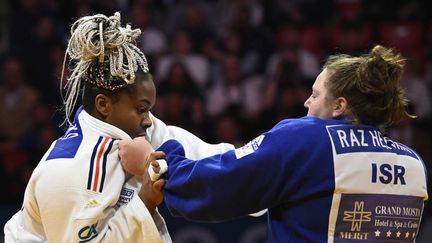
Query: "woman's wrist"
140 192 157 216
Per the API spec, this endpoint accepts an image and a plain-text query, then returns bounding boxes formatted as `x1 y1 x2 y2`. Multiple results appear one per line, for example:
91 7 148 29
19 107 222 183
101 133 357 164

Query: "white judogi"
4 108 234 243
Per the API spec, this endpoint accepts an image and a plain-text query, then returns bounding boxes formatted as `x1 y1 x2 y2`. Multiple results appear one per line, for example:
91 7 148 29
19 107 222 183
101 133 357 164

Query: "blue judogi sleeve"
158 118 335 222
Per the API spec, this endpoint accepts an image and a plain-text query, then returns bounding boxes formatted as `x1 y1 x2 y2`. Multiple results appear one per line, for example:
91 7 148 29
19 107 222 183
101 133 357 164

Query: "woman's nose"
141 116 152 129
304 98 310 108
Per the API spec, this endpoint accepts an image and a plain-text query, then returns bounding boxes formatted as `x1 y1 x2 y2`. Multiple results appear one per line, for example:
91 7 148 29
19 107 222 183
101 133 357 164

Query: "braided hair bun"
324 45 412 128
61 12 149 124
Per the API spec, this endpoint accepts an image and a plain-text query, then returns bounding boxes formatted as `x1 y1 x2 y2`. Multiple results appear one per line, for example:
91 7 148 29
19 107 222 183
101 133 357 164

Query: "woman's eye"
137 107 148 113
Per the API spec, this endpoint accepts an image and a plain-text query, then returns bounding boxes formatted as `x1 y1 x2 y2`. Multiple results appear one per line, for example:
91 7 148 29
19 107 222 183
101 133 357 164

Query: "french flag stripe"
99 139 115 192
92 137 110 192
87 136 103 190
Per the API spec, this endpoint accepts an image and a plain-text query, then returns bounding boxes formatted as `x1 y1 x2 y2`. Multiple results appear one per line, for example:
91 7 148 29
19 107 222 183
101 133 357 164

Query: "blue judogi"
159 116 428 242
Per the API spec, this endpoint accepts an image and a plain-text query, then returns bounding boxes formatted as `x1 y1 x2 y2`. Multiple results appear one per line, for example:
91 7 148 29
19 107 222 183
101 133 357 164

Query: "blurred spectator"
265 0 333 26
0 0 10 55
19 102 63 162
377 1 426 73
220 28 260 77
0 144 31 202
0 57 40 142
131 1 167 69
63 0 114 18
24 15 66 92
327 0 374 56
0 56 40 203
155 62 205 134
266 23 319 88
156 30 210 89
298 25 324 80
8 0 43 51
218 0 273 74
215 0 264 33
43 43 67 106
208 110 245 147
328 21 374 56
180 3 216 53
389 115 415 148
205 54 263 119
157 92 201 135
158 62 203 99
261 83 308 130
401 61 431 119
266 53 303 97
422 19 432 88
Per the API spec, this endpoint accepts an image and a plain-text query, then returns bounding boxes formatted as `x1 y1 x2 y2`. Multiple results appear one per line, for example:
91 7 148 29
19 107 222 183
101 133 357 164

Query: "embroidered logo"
84 199 101 209
78 222 98 242
235 134 265 159
116 187 135 208
343 201 372 231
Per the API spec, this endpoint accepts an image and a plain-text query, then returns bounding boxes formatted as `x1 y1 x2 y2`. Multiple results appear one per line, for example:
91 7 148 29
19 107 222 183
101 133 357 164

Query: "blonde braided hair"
61 12 149 124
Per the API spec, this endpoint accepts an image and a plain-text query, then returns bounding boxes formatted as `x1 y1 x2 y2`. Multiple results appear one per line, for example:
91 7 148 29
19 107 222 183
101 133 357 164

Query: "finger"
145 152 163 168
148 151 166 161
153 179 165 191
117 140 129 157
146 152 168 181
151 161 160 173
156 159 168 175
118 139 128 148
143 151 162 168
147 159 168 181
151 161 160 168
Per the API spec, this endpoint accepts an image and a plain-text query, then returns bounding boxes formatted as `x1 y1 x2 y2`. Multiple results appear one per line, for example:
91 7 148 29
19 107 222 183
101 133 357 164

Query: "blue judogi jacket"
158 116 428 242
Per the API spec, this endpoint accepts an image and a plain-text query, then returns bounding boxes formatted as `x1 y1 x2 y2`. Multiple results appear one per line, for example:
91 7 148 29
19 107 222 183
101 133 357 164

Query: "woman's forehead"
128 79 156 103
314 69 329 89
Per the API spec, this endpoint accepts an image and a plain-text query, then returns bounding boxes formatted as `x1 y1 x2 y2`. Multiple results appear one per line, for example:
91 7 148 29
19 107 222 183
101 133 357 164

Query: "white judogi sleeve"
147 113 235 159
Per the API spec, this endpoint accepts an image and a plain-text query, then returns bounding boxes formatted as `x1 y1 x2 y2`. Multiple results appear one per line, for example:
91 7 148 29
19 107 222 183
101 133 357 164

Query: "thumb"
153 179 166 191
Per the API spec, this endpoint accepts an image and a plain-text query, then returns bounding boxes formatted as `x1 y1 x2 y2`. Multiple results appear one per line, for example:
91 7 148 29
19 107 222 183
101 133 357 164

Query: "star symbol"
386 230 392 237
374 230 381 237
396 231 401 238
405 231 410 238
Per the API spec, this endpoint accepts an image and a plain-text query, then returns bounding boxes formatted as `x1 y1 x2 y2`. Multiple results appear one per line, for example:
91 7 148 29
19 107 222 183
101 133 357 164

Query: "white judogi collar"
79 108 131 140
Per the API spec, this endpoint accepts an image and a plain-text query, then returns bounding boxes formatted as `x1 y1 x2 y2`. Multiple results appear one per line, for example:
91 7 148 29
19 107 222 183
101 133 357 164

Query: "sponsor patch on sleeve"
235 134 264 159
115 187 135 208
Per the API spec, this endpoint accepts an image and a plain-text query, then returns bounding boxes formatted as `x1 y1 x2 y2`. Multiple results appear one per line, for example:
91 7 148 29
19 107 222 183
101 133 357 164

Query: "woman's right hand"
139 151 167 215
119 137 154 176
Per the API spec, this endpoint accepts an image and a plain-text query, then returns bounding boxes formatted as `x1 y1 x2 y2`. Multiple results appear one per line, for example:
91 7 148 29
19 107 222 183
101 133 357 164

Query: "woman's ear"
94 94 112 118
332 96 348 118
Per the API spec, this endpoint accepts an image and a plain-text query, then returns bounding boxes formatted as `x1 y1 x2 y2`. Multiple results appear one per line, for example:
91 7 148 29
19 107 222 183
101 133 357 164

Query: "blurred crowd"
0 0 432 239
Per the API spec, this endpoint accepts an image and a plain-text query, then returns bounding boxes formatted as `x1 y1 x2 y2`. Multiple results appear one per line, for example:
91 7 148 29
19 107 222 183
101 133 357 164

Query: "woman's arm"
147 113 235 159
158 134 284 222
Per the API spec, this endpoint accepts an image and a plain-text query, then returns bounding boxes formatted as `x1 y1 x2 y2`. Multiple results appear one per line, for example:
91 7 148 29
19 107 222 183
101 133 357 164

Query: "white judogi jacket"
4 108 234 242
